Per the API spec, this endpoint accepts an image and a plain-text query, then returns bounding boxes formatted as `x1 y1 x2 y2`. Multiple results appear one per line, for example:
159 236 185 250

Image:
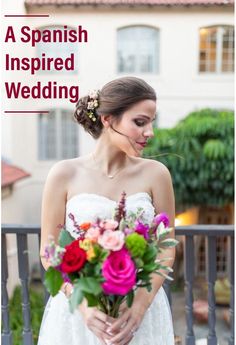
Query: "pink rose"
99 219 118 230
85 226 100 242
98 230 124 251
102 248 136 295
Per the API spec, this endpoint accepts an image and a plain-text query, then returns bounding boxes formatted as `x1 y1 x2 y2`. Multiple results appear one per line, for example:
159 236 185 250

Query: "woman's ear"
100 114 112 128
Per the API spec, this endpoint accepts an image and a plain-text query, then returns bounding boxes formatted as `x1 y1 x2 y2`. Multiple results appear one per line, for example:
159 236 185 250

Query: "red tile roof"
2 161 31 188
24 0 234 7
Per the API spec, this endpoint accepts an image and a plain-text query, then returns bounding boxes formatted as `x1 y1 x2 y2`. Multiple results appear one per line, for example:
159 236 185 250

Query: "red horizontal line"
4 111 49 113
4 15 50 17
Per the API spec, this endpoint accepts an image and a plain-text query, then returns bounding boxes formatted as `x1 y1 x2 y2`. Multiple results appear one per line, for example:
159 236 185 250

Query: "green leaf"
126 290 134 308
143 245 157 263
69 284 84 313
203 139 226 160
137 282 151 288
160 239 179 248
100 250 109 261
68 272 80 281
44 267 63 296
58 229 74 247
143 263 158 273
79 277 102 296
158 227 174 240
84 292 99 307
134 257 144 268
137 271 150 280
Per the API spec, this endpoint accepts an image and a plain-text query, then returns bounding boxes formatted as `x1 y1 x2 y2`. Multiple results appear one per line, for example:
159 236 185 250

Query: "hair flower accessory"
87 89 99 122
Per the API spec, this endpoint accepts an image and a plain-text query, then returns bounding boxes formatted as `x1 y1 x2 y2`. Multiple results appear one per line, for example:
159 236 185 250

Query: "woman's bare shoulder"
132 156 171 178
46 157 87 184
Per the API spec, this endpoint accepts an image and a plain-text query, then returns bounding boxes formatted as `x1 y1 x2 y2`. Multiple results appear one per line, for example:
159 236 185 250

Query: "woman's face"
108 99 156 157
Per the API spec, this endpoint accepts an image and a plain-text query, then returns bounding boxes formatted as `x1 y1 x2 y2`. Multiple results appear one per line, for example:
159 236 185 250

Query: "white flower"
87 99 99 110
89 90 99 100
87 101 95 110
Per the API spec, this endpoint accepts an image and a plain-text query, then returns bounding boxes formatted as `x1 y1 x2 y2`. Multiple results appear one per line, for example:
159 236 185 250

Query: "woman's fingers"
109 319 137 344
106 310 130 334
123 333 134 345
82 306 118 343
88 323 113 345
87 317 108 333
94 309 116 326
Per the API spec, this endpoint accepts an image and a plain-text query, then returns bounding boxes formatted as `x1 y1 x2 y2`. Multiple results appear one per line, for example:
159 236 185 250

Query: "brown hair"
74 76 156 139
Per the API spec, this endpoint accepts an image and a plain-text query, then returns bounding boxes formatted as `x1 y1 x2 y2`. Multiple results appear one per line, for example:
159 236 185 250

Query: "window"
36 26 78 74
117 26 159 74
38 109 78 160
199 25 234 73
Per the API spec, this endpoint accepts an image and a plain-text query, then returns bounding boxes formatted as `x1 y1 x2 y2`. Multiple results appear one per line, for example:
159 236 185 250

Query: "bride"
38 76 176 345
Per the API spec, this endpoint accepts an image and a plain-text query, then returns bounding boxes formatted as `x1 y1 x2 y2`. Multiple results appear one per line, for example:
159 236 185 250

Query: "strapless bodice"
65 192 155 239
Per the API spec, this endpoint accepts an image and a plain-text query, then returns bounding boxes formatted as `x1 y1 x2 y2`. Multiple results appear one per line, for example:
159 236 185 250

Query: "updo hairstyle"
74 76 156 139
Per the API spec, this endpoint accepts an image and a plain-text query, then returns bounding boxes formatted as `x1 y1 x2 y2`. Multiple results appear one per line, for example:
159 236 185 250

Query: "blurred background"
1 0 234 344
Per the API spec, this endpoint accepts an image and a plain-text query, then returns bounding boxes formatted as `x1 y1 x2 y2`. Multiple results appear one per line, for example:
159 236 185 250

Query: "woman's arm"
40 161 69 271
40 160 114 344
107 161 176 345
132 162 175 309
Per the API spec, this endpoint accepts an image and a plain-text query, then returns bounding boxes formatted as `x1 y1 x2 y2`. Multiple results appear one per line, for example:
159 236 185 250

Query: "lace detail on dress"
65 192 155 239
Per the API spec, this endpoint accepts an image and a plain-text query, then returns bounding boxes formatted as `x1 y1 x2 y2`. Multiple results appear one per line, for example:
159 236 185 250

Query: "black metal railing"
1 224 234 345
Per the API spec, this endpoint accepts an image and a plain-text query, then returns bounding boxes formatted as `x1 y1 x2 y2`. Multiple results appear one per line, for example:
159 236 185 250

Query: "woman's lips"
136 141 147 148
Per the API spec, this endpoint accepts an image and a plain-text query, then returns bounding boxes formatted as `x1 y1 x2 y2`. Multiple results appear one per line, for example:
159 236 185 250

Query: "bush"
144 108 234 208
9 285 44 345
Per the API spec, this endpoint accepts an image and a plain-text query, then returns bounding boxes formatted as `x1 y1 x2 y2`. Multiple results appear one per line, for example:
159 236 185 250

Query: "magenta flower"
154 213 169 228
134 220 149 240
102 248 136 295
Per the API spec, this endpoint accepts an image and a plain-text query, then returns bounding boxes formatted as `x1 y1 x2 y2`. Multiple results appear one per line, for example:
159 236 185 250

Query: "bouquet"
44 191 178 317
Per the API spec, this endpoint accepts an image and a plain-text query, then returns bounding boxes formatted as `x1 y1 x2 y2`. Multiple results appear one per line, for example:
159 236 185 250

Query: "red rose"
60 240 86 273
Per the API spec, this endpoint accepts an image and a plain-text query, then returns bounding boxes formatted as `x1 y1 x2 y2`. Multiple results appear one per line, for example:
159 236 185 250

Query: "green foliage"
69 282 84 312
9 285 44 345
144 108 234 208
69 277 103 312
59 229 74 247
78 277 103 295
126 289 134 307
44 266 63 296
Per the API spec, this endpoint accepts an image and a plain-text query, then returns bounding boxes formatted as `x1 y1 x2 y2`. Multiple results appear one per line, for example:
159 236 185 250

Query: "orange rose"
80 222 91 231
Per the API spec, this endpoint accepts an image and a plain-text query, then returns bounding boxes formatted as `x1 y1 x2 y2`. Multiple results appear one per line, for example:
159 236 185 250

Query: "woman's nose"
144 124 154 138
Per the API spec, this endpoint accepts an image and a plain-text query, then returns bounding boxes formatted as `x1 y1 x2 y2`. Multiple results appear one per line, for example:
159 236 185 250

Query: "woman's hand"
79 300 116 345
105 300 147 345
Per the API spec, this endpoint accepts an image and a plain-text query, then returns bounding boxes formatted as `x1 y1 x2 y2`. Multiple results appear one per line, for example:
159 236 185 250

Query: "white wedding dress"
37 192 175 345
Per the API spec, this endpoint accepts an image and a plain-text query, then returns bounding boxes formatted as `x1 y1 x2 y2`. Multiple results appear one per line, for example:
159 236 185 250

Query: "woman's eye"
134 120 145 127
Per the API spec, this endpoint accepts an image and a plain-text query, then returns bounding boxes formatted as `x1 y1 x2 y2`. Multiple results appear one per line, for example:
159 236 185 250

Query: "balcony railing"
1 224 234 345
